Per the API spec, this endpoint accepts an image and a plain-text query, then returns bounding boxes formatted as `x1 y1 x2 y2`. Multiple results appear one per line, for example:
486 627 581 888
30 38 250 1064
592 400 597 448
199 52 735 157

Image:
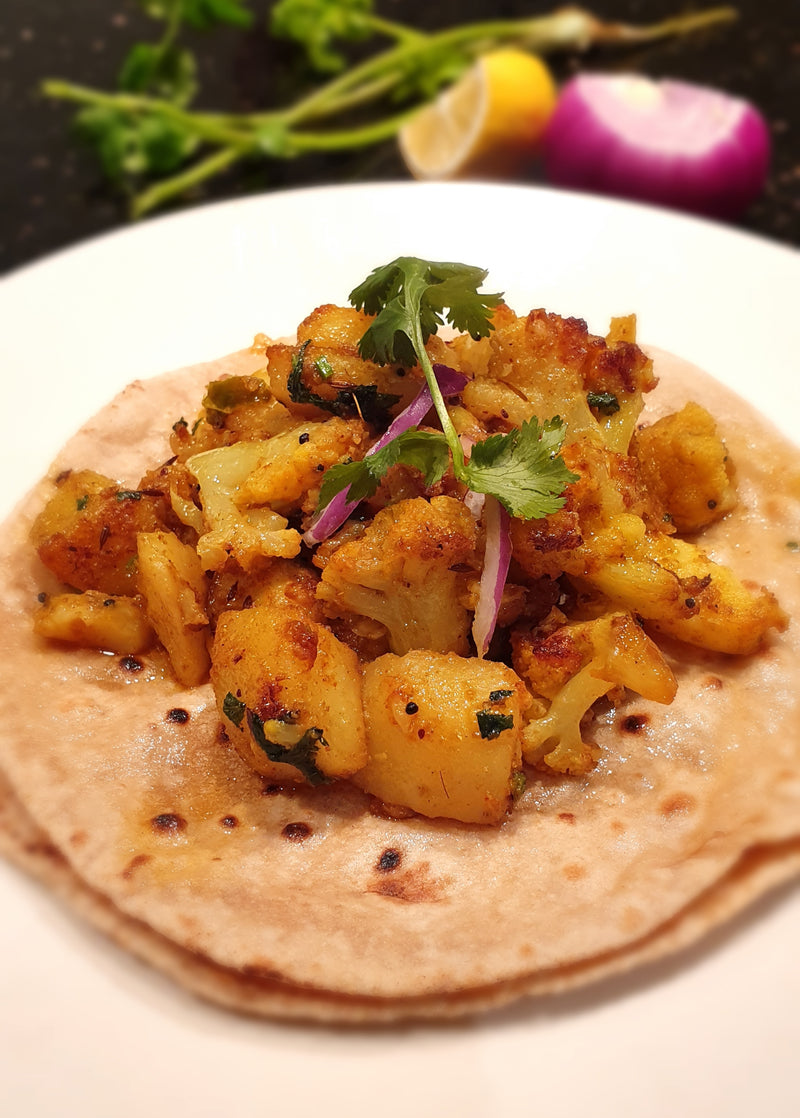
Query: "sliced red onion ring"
303 363 468 546
543 74 771 220
472 495 511 659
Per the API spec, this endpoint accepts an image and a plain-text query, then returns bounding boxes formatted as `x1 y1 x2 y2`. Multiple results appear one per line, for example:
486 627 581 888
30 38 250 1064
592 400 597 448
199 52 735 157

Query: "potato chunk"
355 650 527 825
136 531 210 686
33 591 154 654
211 607 367 784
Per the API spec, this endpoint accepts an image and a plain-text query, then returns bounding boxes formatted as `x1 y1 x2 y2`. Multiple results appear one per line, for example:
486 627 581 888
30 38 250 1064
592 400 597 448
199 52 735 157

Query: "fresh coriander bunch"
42 1 736 217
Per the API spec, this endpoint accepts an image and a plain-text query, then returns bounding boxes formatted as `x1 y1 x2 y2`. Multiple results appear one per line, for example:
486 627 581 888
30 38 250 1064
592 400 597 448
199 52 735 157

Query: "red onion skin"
543 75 771 221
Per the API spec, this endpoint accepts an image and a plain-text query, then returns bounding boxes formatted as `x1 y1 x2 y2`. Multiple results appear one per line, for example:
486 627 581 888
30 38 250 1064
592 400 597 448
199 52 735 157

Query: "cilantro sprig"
321 256 578 521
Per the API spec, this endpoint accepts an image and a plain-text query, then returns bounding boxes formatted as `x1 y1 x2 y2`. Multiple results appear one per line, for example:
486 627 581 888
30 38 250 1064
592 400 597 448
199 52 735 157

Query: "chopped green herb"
246 710 330 786
314 355 335 381
223 691 246 726
489 689 513 703
288 339 399 424
191 417 203 435
116 490 143 501
586 390 620 415
76 494 90 511
202 375 269 413
476 709 514 740
510 770 527 801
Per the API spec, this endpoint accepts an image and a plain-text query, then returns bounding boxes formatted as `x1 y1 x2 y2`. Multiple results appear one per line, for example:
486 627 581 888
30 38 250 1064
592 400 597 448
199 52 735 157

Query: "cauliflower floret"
236 416 369 516
187 443 301 572
513 611 677 775
456 307 656 453
315 496 478 655
631 401 738 533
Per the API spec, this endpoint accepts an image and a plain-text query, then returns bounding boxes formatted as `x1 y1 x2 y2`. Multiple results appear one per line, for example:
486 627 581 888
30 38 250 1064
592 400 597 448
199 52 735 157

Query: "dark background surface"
2 0 798 275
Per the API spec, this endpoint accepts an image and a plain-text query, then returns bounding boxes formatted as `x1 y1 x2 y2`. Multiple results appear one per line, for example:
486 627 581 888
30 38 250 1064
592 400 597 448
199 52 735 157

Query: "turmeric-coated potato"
211 607 367 784
355 650 527 825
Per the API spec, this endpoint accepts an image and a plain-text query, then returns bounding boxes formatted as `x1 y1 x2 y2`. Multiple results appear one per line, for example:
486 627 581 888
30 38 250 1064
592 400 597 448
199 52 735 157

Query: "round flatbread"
0 347 797 1021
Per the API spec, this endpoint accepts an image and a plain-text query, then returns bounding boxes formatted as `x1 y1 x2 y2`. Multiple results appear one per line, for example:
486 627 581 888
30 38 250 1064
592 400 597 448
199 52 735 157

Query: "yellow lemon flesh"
398 48 558 180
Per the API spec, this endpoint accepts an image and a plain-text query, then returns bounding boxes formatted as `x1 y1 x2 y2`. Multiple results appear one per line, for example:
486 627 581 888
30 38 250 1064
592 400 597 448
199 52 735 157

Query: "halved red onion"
472 495 512 659
303 363 468 546
543 74 771 220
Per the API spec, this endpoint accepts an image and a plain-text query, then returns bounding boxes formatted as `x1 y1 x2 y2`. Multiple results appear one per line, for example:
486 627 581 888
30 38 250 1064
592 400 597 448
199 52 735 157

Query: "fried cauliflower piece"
236 416 369 516
455 306 656 453
315 496 478 655
355 649 528 825
631 401 738 533
169 375 295 463
513 611 677 775
187 443 301 572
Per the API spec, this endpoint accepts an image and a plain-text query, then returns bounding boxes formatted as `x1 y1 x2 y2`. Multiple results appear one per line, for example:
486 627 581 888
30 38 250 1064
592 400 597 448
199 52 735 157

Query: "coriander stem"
42 80 255 149
411 320 465 474
287 109 419 152
131 146 242 217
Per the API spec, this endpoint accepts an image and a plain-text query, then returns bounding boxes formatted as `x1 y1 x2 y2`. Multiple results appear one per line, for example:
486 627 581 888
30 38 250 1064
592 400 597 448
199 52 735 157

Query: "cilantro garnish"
222 691 329 785
246 710 330 786
288 340 399 424
476 710 515 740
321 256 578 520
222 691 246 726
586 390 620 415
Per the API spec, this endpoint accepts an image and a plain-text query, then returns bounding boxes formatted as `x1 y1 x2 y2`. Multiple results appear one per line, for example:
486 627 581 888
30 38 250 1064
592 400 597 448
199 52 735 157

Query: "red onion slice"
543 74 771 220
472 494 511 659
303 363 467 546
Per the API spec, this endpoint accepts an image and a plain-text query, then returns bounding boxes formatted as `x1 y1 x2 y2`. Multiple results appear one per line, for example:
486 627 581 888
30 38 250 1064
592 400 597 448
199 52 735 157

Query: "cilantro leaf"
350 257 503 367
246 710 330 786
271 0 374 73
476 710 514 740
287 340 399 423
316 428 450 508
464 417 579 519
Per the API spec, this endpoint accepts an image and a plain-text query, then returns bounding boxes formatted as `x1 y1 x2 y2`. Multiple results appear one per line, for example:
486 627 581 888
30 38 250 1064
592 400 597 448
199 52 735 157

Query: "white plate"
0 183 798 1117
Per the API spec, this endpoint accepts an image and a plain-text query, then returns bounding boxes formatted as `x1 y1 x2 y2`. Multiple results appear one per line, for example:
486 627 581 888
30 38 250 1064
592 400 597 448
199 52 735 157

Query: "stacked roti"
0 341 798 1023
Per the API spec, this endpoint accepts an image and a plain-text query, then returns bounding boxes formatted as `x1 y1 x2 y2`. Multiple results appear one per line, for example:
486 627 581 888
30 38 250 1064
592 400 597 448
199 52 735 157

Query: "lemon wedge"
398 48 558 180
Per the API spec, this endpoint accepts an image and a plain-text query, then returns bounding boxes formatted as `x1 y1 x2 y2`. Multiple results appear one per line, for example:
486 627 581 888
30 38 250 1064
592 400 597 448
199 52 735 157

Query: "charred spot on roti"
558 812 576 824
220 815 239 829
282 821 312 842
621 713 649 734
121 853 151 879
54 469 73 485
660 793 696 817
563 863 587 881
166 707 190 723
368 861 444 903
151 812 187 835
119 654 144 673
376 848 402 872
